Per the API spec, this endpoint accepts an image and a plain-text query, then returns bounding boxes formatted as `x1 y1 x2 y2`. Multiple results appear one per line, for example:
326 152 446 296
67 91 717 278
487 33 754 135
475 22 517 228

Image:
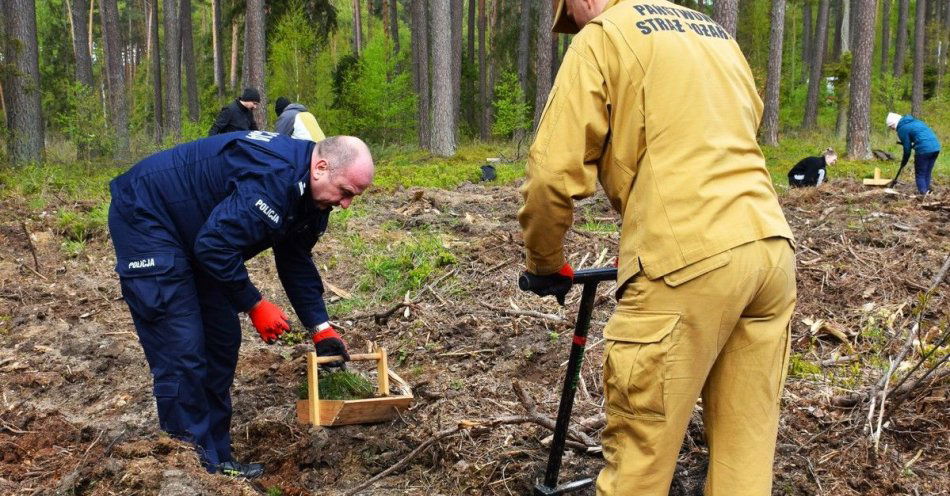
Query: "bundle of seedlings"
298 369 377 400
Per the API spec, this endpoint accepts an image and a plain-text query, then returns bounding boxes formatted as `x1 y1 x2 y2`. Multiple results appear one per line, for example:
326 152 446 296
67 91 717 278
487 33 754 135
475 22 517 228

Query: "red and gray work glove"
248 299 290 344
311 323 350 368
518 262 574 305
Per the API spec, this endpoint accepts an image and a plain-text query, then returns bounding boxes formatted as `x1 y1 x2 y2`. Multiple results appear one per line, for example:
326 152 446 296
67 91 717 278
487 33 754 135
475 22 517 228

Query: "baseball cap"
552 0 580 34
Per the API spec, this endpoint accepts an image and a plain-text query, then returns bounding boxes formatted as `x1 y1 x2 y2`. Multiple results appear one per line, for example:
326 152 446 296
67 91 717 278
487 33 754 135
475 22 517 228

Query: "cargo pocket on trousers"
603 311 680 421
116 254 176 323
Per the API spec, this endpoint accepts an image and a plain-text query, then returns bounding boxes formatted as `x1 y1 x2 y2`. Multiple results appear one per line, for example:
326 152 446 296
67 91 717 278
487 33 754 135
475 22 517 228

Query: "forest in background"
0 0 947 166
1 2 949 495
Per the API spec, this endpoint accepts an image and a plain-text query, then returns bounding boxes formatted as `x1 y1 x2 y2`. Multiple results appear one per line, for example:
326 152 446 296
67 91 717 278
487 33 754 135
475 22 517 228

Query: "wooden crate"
863 167 892 186
295 347 413 426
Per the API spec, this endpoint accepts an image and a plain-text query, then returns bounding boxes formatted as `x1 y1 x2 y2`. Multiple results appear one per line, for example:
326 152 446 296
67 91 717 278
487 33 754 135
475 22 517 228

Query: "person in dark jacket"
108 132 374 477
209 88 261 135
274 96 326 142
886 112 942 194
788 147 837 188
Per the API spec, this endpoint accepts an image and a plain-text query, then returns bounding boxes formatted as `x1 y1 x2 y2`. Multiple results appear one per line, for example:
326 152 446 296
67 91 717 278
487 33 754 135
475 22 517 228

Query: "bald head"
318 136 374 176
309 136 375 210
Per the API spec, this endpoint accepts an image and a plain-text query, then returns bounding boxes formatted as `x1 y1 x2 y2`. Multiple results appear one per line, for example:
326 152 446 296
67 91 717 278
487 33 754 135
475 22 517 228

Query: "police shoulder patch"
251 196 282 228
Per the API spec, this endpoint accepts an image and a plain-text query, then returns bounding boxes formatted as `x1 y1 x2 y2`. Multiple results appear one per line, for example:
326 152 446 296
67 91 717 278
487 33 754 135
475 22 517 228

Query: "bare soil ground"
0 179 947 495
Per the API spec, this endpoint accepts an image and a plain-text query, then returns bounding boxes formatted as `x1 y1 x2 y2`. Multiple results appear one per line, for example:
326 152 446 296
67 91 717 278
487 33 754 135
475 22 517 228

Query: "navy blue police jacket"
110 131 331 328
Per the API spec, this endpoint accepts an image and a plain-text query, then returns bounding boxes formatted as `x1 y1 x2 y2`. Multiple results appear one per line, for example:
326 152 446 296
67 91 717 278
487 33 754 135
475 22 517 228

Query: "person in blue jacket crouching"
886 112 941 194
108 132 374 477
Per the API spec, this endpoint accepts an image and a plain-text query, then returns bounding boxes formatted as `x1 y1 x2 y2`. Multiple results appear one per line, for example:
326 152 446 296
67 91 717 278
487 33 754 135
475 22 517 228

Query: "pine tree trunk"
180 0 199 122
229 18 240 91
517 0 532 96
804 0 831 128
431 0 456 156
803 0 813 80
467 0 475 67
485 0 499 136
163 0 182 140
148 0 163 141
911 0 926 115
478 0 490 139
389 0 400 54
101 0 129 155
451 0 462 140
846 0 876 159
411 0 431 149
212 0 224 98
713 0 739 38
353 0 363 56
840 0 851 53
880 0 891 74
533 0 553 129
69 0 95 87
761 0 786 146
935 0 949 95
1 0 45 164
245 0 267 127
832 0 843 60
893 0 908 76
88 0 96 64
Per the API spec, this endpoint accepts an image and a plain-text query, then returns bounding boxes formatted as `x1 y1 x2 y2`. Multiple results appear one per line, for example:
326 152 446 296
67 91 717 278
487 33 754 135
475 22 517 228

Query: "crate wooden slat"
296 347 413 426
863 167 892 186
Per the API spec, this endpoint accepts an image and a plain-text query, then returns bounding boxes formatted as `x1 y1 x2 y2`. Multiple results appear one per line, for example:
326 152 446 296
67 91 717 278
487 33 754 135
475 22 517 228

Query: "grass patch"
0 160 125 203
328 204 368 230
788 353 822 378
357 231 457 302
55 203 109 242
373 141 526 190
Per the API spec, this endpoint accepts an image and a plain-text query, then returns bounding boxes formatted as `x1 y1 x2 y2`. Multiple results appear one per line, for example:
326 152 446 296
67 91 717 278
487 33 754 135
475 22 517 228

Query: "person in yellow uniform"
518 1 797 494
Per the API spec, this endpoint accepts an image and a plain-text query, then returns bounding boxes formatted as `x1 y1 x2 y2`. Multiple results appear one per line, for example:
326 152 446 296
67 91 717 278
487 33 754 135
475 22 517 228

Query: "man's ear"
312 158 329 174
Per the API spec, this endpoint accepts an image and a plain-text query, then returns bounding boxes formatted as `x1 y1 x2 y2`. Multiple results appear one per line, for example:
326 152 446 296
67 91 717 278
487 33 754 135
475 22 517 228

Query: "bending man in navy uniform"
108 132 375 477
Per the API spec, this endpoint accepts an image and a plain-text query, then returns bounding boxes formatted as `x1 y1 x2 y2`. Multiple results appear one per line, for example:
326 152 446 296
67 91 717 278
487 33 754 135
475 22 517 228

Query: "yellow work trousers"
596 237 796 496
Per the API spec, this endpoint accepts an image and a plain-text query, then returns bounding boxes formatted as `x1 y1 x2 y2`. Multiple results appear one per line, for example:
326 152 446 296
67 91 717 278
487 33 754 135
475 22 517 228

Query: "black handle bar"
519 267 617 291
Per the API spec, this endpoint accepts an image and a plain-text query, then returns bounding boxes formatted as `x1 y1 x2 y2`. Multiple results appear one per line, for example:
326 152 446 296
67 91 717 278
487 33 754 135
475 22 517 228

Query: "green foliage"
55 203 108 242
266 487 284 496
373 142 526 190
328 204 368 231
577 208 619 233
0 161 122 202
874 73 904 112
829 52 852 103
788 353 822 378
359 231 457 302
330 37 416 143
268 4 322 106
61 239 86 258
52 83 114 159
492 71 531 139
298 370 375 400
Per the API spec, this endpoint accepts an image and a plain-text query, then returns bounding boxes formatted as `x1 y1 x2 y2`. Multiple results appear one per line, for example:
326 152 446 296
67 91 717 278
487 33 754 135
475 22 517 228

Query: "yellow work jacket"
519 0 793 288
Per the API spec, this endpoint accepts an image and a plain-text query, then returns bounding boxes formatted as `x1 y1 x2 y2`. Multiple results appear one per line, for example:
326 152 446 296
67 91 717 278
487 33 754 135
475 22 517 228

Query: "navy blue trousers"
914 151 940 194
109 205 241 471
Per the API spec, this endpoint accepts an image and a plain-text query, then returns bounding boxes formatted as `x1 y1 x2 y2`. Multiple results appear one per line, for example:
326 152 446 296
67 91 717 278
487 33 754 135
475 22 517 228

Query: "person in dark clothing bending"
209 88 261 136
788 148 837 188
109 132 374 477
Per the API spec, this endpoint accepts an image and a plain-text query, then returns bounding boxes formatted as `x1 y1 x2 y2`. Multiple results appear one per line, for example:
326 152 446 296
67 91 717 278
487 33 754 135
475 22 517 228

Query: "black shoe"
217 460 264 479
